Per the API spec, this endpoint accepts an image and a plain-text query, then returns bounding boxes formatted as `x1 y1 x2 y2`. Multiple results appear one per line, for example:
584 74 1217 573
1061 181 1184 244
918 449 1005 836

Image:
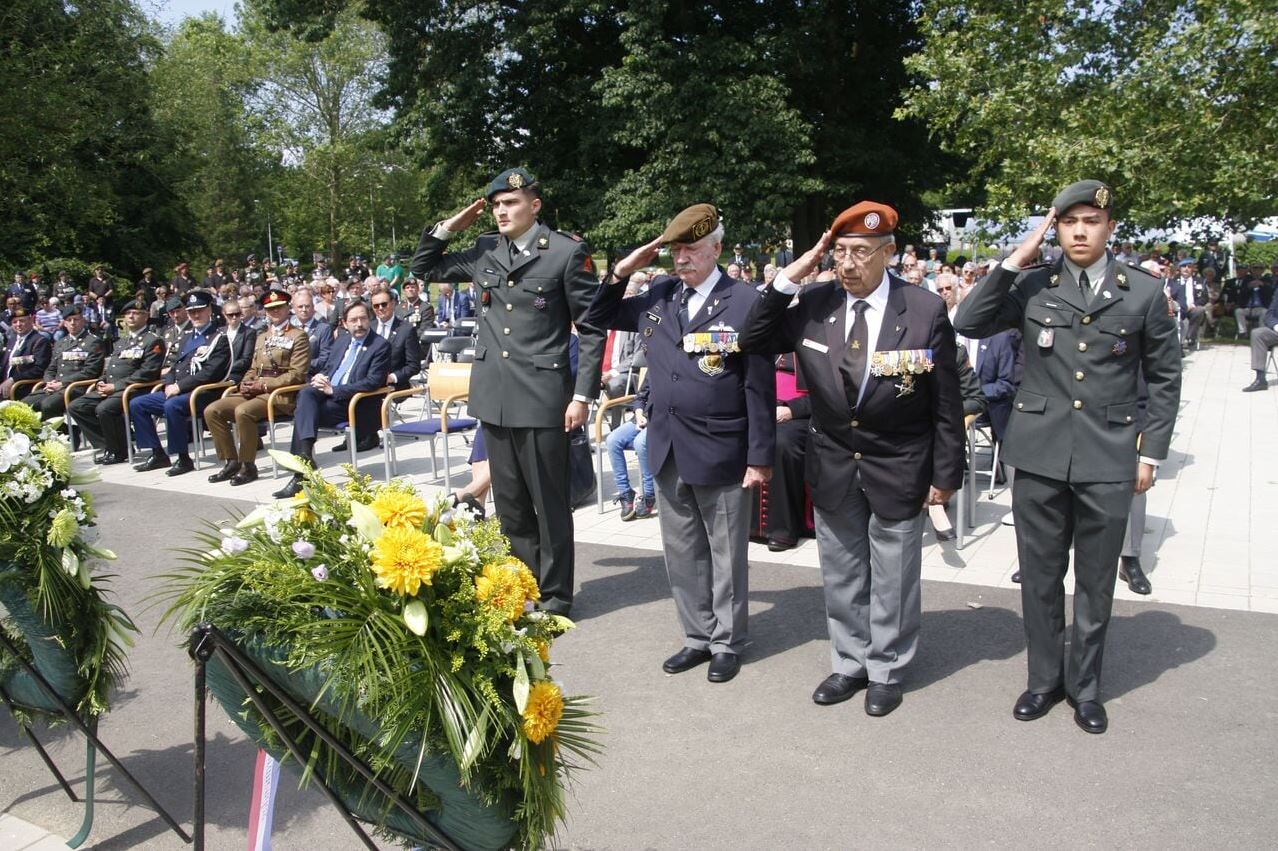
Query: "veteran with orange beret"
739 201 964 716
589 204 776 684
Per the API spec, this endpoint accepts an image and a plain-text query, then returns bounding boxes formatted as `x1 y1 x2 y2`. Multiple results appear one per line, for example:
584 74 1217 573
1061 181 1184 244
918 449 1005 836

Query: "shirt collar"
682 267 723 296
845 270 891 311
1062 251 1111 288
509 223 539 254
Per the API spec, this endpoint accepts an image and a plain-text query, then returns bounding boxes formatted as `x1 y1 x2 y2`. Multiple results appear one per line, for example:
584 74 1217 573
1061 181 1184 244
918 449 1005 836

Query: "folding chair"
434 335 472 363
122 380 164 465
189 381 236 469
60 378 99 448
591 367 647 513
379 363 477 487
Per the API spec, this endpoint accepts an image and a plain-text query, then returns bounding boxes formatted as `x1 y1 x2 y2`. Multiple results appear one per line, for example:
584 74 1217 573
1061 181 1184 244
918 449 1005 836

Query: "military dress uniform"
23 315 107 419
204 304 310 485
410 168 605 615
68 303 166 462
954 180 1181 728
396 295 436 335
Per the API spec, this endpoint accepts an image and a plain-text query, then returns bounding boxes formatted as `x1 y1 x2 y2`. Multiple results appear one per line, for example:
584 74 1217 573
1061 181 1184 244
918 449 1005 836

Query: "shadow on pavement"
1103 608 1217 700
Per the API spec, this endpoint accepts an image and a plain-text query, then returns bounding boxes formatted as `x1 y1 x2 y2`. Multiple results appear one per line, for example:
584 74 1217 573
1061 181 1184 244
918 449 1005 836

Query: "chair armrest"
347 386 392 428
964 413 978 429
381 386 428 429
593 394 635 443
13 379 43 397
266 383 307 422
121 381 164 408
62 378 98 409
220 385 238 399
439 392 470 433
189 381 236 418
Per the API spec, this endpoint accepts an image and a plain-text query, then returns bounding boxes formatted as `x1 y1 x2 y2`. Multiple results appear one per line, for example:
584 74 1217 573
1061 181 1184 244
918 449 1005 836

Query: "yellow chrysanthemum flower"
475 562 526 623
0 401 42 432
522 680 563 744
38 440 72 480
47 508 78 548
370 526 443 596
534 639 551 664
369 489 427 531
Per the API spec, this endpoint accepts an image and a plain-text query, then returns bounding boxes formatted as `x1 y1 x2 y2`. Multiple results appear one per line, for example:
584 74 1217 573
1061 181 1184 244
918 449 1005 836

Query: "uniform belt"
259 367 284 378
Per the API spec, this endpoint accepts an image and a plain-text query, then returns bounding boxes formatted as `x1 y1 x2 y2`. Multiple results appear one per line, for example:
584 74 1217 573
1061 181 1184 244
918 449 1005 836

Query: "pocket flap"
1106 401 1138 425
1013 390 1047 413
1026 306 1072 328
531 353 567 370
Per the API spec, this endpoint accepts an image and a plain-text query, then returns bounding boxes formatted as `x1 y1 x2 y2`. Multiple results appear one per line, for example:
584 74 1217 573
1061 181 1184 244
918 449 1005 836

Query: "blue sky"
148 0 239 26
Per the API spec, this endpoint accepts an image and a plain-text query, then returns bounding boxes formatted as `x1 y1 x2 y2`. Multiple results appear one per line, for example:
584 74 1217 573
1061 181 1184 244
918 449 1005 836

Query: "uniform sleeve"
409 227 481 284
953 266 1029 339
739 285 803 355
744 350 777 468
564 240 606 401
928 303 965 491
1136 287 1183 461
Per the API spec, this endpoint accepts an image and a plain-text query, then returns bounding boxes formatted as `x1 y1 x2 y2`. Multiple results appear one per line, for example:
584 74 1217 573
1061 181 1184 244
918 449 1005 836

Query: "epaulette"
1019 262 1051 271
558 230 584 242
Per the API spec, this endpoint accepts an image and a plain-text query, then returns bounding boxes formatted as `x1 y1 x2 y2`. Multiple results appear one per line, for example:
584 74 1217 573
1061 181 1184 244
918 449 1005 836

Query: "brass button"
1077 342 1088 352
1081 316 1091 325
507 281 515 287
506 304 513 312
1125 415 1133 422
1120 328 1127 334
552 362 559 368
503 328 511 335
851 419 859 428
1074 371 1085 380
537 286 544 292
1044 316 1052 324
853 452 863 460
502 351 510 358
1017 402 1024 410
1072 400 1083 409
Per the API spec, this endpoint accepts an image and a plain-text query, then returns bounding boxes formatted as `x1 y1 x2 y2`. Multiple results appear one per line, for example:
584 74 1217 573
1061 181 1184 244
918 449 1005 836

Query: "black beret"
486 167 538 200
121 298 148 313
1052 180 1113 215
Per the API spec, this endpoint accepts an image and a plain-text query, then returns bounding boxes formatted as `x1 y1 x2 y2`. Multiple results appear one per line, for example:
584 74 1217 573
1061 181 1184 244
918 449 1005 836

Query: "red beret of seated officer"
830 201 899 238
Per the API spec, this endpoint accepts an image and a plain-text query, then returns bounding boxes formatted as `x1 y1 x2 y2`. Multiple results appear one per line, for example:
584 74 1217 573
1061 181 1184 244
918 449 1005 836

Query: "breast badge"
698 353 725 376
1112 339 1128 356
1037 328 1055 348
533 296 547 310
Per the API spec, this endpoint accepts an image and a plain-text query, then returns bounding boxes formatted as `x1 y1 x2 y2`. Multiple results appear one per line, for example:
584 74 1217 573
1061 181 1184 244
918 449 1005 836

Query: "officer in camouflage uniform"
68 299 166 464
204 290 311 486
411 167 605 616
24 305 106 420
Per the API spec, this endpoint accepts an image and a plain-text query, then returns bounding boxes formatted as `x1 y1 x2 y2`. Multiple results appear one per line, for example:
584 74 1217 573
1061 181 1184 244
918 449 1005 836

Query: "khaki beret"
659 203 720 245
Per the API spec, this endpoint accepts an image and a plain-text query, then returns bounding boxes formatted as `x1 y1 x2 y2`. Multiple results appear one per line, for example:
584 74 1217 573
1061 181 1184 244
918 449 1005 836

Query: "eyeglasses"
223 311 242 317
371 300 393 308
831 245 887 263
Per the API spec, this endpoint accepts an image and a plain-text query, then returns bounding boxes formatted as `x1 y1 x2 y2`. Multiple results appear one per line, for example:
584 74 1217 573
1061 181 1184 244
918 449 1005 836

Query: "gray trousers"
654 457 750 655
813 473 924 685
1013 470 1133 702
1121 491 1146 558
1249 326 1278 371
1236 306 1266 335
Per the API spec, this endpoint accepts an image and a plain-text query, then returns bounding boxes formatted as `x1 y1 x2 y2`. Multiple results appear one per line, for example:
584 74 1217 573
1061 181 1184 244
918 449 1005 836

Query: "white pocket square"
801 338 829 354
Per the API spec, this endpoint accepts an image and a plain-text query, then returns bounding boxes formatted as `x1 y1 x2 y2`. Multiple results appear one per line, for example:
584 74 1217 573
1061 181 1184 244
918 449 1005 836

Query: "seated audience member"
68 299 165 465
450 426 491 519
292 288 333 377
273 300 390 499
1 308 53 400
22 305 107 420
434 281 474 328
1241 290 1278 393
396 278 436 340
222 300 258 384
764 353 811 551
928 343 986 542
1233 272 1273 337
600 308 646 427
36 297 63 337
606 380 655 521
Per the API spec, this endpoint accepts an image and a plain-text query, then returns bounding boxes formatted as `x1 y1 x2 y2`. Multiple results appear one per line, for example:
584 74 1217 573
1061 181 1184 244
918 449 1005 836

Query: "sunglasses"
223 310 243 317
371 300 393 308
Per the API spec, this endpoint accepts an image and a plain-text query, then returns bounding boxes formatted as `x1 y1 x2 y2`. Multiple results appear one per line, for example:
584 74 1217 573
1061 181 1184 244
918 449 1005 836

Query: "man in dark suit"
1166 259 1210 353
973 329 1022 444
741 201 964 715
273 300 391 498
130 290 234 476
411 167 605 616
775 239 795 268
1 307 53 399
369 291 423 391
433 281 475 329
954 180 1181 734
1241 288 1278 392
589 203 775 684
291 288 333 377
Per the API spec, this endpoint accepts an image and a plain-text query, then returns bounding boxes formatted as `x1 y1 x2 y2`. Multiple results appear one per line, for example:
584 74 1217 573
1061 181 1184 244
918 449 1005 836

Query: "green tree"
900 0 1278 234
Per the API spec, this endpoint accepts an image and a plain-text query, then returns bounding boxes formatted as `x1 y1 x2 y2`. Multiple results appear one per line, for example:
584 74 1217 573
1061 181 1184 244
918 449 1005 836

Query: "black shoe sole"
1014 689 1067 721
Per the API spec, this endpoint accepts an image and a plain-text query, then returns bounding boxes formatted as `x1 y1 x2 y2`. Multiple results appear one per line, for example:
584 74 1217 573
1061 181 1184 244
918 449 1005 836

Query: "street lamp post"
369 185 376 260
254 198 274 263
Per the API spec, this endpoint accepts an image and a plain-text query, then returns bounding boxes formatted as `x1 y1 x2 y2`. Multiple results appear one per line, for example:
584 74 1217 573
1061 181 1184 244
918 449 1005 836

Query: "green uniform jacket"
411 221 605 428
100 330 166 391
42 330 106 384
953 256 1181 483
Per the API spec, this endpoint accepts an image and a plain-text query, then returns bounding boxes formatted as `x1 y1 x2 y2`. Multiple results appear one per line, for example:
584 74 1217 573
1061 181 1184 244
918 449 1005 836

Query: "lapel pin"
895 325 902 332
828 315 837 324
1102 290 1112 299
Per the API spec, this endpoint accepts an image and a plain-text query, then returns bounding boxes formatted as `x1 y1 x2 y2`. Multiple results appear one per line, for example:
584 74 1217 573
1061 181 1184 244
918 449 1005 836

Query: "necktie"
1078 270 1091 303
509 241 520 264
678 287 692 332
839 300 870 408
331 340 361 385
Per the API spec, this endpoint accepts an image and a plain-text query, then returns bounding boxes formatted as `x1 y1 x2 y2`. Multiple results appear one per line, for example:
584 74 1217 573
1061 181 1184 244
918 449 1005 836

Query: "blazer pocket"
1026 306 1074 328
531 353 568 370
1094 315 1141 337
1106 400 1138 425
1013 390 1047 414
472 345 487 360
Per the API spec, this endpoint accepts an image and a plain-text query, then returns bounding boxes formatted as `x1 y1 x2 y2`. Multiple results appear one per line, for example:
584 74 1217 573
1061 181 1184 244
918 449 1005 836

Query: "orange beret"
831 201 898 238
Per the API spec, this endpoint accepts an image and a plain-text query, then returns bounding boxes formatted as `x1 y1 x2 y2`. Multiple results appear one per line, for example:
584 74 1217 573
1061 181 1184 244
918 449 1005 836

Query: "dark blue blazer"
299 317 334 376
587 270 775 487
974 329 1021 441
3 330 53 381
322 331 391 403
435 291 475 324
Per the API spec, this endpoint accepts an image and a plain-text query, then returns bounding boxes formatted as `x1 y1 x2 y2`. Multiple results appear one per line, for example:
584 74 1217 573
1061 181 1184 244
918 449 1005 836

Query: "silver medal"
1037 328 1054 348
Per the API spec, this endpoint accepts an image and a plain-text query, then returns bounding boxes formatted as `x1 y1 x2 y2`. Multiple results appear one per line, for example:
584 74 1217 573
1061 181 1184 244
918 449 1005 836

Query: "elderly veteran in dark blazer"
740 201 964 716
2 308 53 400
588 203 775 684
411 167 605 617
954 180 1181 734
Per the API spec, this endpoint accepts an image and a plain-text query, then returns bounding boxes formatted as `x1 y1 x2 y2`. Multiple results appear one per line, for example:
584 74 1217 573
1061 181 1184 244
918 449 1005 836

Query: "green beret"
60 304 84 318
165 297 185 312
121 298 148 313
659 203 720 245
486 167 538 200
1052 179 1113 215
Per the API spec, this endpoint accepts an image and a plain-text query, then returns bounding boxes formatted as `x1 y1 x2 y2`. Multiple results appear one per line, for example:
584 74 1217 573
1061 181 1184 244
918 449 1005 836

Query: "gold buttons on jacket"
506 304 513 312
502 351 510 358
1017 402 1024 409
851 420 860 428
1081 315 1092 325
503 328 511 335
1125 415 1133 422
1074 371 1085 381
1044 316 1052 324
1077 342 1088 352
853 452 863 460
1072 400 1083 409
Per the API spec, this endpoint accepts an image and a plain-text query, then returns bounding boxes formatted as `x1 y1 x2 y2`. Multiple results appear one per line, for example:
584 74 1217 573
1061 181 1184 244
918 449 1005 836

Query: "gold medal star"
851 340 861 350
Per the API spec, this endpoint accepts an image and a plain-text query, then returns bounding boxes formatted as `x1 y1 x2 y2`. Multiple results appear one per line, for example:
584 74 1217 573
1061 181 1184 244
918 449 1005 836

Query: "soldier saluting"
954 180 1181 734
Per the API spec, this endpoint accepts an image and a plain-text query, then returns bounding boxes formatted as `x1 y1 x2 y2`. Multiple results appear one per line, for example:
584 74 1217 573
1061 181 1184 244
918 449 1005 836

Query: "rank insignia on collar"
1116 272 1129 288
538 235 549 249
851 340 862 350
1102 290 1112 299
1049 274 1060 286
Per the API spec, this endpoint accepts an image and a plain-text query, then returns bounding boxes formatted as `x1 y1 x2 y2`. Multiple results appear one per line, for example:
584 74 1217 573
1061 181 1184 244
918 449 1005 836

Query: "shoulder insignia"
558 230 584 242
583 254 594 273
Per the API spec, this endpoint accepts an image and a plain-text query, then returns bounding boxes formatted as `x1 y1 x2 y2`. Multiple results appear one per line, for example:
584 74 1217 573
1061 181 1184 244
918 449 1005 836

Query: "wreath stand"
189 623 467 851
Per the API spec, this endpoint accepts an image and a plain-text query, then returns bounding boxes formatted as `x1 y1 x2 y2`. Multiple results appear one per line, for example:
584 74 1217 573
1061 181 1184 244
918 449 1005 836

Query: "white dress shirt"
680 267 723 322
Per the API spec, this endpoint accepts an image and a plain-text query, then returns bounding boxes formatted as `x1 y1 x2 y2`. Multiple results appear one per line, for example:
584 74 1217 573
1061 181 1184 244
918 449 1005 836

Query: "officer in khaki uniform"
68 299 166 464
954 180 1181 734
24 305 107 420
204 290 310 486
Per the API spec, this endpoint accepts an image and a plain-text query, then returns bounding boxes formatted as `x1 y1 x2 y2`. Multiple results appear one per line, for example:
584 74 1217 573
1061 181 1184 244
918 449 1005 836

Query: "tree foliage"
900 0 1278 234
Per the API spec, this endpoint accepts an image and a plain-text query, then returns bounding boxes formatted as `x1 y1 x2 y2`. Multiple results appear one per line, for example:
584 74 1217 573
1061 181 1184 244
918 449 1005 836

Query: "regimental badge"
533 296 546 310
583 254 594 273
698 353 724 376
1094 186 1111 208
692 218 711 240
507 172 525 189
869 349 934 377
1038 328 1055 348
895 374 916 397
643 327 652 337
865 212 881 230
1112 339 1128 356
537 235 549 249
1049 274 1060 286
481 290 491 307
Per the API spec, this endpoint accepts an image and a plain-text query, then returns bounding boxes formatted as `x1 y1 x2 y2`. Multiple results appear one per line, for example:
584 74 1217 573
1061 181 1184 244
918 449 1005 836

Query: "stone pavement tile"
1249 597 1278 614
1194 591 1252 611
0 814 67 850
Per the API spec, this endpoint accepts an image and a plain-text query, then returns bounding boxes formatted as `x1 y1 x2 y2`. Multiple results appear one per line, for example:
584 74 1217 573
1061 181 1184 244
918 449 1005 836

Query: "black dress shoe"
1011 570 1022 584
1119 556 1152 595
1242 379 1268 392
207 460 241 483
99 451 125 465
230 464 259 486
662 647 711 674
766 536 796 552
93 451 105 463
707 653 740 683
812 673 869 706
864 683 903 716
934 528 957 542
1013 686 1066 721
166 456 194 477
331 437 348 452
133 451 170 472
272 474 303 499
355 435 381 452
1072 699 1108 734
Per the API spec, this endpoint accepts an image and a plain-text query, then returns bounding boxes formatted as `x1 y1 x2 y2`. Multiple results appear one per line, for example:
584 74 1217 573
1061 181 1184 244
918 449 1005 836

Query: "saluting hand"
611 236 663 281
1007 207 1057 268
780 231 833 284
441 198 487 234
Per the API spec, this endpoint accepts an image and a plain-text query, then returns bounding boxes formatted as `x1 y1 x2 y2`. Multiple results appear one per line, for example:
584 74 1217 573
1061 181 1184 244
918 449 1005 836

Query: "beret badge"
864 212 881 230
1094 186 1110 208
692 219 711 240
507 172 525 189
